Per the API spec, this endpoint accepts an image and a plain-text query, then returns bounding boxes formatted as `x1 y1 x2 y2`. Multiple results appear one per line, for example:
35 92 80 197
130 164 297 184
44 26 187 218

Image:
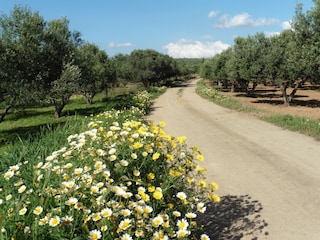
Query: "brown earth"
219 84 320 121
146 79 320 240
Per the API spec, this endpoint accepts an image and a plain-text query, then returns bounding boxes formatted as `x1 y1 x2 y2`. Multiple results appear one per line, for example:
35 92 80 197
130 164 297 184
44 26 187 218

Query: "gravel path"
146 79 320 240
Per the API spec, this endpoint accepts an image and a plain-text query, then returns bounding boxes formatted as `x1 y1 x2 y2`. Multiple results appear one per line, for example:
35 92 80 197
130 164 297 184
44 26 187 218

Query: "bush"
0 90 219 240
132 90 152 114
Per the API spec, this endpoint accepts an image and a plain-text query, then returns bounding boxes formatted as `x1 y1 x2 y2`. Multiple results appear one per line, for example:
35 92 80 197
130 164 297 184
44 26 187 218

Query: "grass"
0 117 89 172
0 85 141 146
195 80 256 113
261 114 320 141
0 85 167 170
196 79 320 141
0 93 121 171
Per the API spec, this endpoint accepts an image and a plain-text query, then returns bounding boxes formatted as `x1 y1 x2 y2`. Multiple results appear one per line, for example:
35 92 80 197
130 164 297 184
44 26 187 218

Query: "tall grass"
0 115 90 171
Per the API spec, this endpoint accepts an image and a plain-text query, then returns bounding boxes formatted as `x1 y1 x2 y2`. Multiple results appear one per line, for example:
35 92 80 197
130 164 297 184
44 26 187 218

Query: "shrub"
133 90 152 113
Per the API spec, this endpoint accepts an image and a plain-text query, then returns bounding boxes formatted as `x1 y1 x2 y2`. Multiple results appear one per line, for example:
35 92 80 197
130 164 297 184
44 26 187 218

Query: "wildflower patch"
0 90 219 239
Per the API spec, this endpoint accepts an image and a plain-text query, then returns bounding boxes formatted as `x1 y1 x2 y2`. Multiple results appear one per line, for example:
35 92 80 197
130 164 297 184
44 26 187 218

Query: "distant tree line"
200 1 320 106
0 6 200 123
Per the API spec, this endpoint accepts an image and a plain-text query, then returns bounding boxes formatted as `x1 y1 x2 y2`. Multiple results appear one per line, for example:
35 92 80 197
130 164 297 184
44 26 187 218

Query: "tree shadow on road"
196 195 269 240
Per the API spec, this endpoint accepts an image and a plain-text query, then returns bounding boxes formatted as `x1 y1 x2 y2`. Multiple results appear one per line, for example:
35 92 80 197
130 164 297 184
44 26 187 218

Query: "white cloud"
208 10 219 19
108 42 133 48
163 39 230 58
282 21 292 30
265 31 280 37
214 12 279 28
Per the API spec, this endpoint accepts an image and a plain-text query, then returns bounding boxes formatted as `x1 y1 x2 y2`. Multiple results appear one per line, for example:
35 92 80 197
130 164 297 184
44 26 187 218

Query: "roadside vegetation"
195 80 256 113
0 88 219 240
196 80 320 141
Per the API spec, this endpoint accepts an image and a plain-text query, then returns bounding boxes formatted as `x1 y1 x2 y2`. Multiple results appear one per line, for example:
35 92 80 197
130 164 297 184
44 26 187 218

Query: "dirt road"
146 79 320 240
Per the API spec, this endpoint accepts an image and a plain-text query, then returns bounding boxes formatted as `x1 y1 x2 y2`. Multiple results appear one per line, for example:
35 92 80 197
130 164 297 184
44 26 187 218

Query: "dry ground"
220 84 320 120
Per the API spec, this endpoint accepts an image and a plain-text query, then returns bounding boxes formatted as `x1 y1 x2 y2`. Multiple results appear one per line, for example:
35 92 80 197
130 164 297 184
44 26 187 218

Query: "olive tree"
0 6 46 123
43 17 81 117
129 49 177 88
76 43 116 104
50 63 81 118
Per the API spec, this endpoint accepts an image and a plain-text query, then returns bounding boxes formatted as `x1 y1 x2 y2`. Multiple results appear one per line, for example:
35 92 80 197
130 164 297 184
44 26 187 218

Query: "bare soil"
146 79 320 240
220 84 320 120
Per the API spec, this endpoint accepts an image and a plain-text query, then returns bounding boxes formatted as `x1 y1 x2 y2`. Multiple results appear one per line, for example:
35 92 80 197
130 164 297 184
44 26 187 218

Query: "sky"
0 0 315 58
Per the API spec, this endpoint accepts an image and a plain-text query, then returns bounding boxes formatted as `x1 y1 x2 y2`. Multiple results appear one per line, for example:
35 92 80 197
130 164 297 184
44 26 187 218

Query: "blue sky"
0 0 315 58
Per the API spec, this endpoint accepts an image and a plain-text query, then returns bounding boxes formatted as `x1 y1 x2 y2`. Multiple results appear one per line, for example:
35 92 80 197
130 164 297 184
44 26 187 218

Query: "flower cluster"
132 90 152 113
0 91 219 240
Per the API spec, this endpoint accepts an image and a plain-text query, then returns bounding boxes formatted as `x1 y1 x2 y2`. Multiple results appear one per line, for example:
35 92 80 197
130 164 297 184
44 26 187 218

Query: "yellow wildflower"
177 136 187 143
147 173 155 180
167 203 174 209
209 182 219 191
208 193 221 203
141 192 150 202
159 121 166 127
166 153 174 161
153 188 163 200
132 142 143 149
152 152 160 160
196 154 204 161
198 180 207 188
187 177 194 184
195 165 207 172
148 186 155 192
